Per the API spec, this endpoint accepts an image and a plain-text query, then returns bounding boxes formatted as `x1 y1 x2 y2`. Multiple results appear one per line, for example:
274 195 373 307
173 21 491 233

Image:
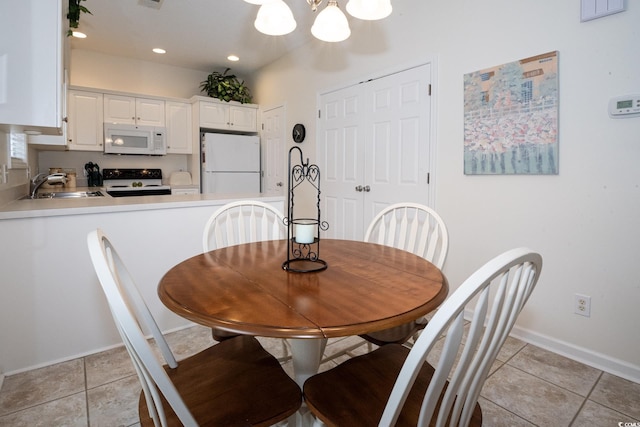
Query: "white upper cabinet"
67 90 104 151
165 101 193 154
104 94 165 127
195 97 257 132
229 105 258 132
0 0 64 132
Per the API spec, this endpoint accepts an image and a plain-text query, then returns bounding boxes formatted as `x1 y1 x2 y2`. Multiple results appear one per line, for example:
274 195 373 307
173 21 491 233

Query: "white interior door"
318 64 433 241
363 64 432 226
262 105 286 196
318 84 366 241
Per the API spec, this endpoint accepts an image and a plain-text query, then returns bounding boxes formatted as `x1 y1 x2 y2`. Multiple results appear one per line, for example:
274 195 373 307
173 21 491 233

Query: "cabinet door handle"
355 185 363 192
276 182 283 187
363 185 370 192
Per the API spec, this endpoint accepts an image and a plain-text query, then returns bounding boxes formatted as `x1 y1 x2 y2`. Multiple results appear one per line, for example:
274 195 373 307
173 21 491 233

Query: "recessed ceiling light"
153 48 166 54
227 55 240 62
72 31 87 38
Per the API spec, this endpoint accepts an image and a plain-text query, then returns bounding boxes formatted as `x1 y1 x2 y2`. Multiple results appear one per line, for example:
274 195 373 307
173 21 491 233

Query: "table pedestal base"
288 338 328 427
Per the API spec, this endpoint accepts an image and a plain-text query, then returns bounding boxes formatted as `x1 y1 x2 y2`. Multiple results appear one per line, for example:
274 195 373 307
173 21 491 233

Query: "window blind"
9 132 28 169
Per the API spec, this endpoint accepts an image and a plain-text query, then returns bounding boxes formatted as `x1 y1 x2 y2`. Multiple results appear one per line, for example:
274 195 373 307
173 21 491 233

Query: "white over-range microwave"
104 124 167 155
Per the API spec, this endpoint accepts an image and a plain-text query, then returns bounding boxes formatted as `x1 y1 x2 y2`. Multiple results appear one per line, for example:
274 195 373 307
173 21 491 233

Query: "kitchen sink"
22 191 105 200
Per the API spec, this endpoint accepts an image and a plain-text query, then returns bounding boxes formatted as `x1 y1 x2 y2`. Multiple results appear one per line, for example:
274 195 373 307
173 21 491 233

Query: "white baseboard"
509 324 640 384
3 322 198 377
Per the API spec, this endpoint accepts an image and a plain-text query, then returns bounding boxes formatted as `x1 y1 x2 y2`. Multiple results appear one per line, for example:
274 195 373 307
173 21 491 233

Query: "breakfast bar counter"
0 192 285 375
0 191 283 220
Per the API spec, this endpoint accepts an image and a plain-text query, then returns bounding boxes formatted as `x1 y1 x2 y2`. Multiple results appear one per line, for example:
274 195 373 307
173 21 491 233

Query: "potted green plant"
67 0 91 36
200 68 253 104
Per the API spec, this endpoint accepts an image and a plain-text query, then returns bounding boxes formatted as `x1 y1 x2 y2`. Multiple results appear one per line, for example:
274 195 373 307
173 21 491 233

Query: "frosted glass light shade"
254 0 297 36
346 0 392 20
311 1 351 42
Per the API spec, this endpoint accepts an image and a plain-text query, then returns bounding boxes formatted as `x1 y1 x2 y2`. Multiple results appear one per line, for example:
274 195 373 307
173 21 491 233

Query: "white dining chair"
87 229 301 426
202 200 291 360
304 247 542 427
202 200 287 253
323 203 448 363
362 203 448 344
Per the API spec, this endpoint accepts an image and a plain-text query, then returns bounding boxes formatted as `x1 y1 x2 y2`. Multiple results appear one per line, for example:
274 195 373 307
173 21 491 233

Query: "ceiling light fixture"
254 0 297 36
152 48 166 54
245 0 392 43
311 1 350 42
345 0 392 20
227 55 240 61
71 31 87 38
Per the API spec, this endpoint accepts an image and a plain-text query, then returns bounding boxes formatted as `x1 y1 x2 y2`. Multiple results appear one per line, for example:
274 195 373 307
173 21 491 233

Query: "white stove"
102 168 172 197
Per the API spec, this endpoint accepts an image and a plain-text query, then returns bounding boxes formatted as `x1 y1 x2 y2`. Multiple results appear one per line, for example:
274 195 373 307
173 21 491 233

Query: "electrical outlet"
574 294 591 317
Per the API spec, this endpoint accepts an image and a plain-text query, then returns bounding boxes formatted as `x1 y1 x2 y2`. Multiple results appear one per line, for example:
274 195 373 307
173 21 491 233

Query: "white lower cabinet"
171 187 199 195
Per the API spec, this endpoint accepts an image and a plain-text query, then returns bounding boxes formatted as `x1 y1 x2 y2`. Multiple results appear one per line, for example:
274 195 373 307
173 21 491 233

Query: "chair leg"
277 339 292 363
312 415 327 427
320 339 368 364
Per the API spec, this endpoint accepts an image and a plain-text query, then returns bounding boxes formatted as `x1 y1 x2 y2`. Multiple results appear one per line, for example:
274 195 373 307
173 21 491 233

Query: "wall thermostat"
608 94 640 118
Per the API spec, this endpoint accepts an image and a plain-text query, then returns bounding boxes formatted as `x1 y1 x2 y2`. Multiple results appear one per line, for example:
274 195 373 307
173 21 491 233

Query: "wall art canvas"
464 51 559 175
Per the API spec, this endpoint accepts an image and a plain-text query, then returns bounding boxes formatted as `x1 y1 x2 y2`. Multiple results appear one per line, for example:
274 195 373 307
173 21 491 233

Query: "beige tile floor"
1 324 639 426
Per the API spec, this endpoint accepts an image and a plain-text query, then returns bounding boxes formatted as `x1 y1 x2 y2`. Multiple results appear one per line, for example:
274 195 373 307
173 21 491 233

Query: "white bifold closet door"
318 63 433 241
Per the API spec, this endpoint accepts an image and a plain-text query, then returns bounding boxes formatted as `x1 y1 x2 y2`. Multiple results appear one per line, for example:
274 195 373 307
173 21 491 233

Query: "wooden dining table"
158 238 448 389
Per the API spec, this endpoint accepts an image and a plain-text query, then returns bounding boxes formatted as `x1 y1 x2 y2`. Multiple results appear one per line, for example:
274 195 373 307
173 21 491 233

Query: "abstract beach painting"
464 51 559 175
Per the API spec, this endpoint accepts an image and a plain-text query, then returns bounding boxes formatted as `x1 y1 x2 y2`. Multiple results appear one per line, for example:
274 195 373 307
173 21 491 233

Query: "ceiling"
70 0 317 77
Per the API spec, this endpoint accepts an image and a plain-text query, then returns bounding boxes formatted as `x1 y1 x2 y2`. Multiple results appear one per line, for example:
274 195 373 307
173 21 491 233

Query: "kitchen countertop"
0 188 285 220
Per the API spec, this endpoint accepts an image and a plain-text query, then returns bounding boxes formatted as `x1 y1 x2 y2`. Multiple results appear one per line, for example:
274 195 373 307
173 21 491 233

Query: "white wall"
70 50 209 99
252 0 640 381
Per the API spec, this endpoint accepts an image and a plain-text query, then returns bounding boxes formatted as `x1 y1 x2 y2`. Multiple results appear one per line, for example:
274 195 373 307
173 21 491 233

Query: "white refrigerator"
201 132 261 193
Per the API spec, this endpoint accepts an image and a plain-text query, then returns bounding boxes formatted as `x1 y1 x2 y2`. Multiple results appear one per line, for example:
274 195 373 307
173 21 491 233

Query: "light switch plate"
581 0 626 22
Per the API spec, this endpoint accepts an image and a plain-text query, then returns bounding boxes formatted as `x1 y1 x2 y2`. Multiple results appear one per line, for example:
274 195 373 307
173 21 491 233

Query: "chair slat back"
203 200 286 252
88 229 197 426
379 248 542 427
364 203 449 269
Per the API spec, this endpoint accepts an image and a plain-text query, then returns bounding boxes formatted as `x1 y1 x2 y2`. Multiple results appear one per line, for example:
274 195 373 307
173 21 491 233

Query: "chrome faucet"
30 173 67 198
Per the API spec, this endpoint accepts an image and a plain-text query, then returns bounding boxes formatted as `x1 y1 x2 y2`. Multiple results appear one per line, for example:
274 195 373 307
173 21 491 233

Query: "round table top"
158 239 448 339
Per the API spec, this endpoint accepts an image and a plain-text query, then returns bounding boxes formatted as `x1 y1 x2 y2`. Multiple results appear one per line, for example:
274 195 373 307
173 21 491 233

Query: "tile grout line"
568 370 603 427
84 356 91 427
479 343 536 425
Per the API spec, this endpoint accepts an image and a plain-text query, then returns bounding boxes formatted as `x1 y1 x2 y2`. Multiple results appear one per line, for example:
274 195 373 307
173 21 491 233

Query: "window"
9 132 28 169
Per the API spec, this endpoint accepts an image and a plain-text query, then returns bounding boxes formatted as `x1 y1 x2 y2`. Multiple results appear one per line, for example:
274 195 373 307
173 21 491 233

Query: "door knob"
276 182 283 187
355 185 363 192
363 185 370 192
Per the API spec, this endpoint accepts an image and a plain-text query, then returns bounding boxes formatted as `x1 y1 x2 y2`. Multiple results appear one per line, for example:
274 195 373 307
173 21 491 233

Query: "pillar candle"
295 224 314 244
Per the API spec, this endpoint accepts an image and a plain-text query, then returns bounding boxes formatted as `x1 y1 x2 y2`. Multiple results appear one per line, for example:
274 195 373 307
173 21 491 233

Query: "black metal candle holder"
282 146 328 273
